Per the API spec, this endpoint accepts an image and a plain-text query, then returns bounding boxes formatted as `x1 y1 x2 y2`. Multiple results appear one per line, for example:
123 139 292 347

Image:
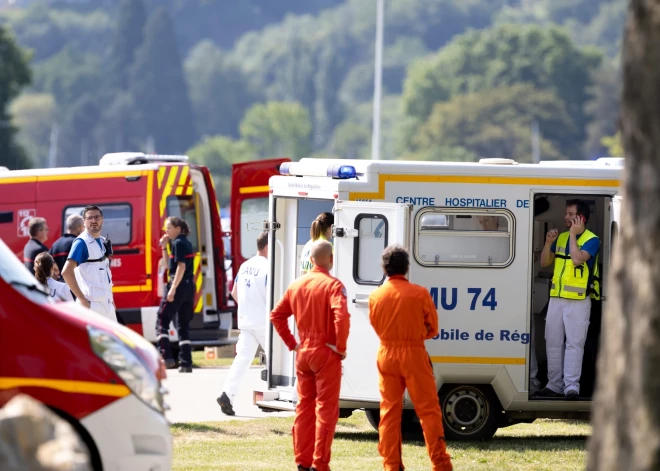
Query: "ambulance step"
256 400 296 412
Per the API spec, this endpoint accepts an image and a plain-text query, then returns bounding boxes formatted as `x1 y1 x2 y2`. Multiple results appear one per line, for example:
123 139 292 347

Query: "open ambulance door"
602 195 622 304
230 158 289 328
230 158 290 274
333 201 412 402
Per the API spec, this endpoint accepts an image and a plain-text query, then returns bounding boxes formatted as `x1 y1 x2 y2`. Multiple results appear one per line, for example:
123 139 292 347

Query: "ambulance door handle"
352 293 369 307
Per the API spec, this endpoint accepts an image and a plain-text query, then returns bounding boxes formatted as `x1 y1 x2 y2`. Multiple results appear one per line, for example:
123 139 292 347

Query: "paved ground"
163 366 294 423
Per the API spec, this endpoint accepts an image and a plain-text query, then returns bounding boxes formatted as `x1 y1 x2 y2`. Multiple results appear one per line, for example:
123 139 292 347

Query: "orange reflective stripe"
0 377 130 397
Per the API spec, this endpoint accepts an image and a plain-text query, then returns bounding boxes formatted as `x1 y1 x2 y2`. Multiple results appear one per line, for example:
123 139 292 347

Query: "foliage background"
0 0 624 204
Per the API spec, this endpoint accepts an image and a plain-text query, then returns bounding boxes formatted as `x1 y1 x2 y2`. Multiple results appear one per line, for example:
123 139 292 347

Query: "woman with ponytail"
155 216 196 372
299 211 334 276
34 252 73 302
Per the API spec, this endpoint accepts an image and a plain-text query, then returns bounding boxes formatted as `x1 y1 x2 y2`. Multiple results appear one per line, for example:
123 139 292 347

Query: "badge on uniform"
341 286 347 298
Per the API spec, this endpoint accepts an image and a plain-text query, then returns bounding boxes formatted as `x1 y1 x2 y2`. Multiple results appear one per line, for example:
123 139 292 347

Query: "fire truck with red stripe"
0 152 286 347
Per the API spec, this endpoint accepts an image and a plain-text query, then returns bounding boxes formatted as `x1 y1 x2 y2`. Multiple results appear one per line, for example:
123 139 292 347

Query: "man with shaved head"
271 239 350 471
50 214 84 277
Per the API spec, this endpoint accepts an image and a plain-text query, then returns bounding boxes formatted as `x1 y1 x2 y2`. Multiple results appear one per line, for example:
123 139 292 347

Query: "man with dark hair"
62 205 117 322
50 214 84 276
218 231 270 415
23 217 49 275
270 239 350 471
538 198 600 400
369 245 453 471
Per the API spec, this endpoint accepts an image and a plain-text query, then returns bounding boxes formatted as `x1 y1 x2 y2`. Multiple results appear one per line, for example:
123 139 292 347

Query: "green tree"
400 145 479 162
130 7 196 153
0 26 32 170
600 132 623 156
332 121 371 159
107 0 146 91
5 4 66 61
401 24 602 156
94 92 143 155
32 47 103 108
239 101 312 159
10 93 58 168
583 61 620 157
59 95 101 167
184 40 258 139
187 136 256 205
412 84 577 162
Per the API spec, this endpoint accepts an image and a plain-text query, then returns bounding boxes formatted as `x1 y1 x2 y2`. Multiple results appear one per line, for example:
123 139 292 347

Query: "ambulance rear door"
333 200 412 402
602 195 622 305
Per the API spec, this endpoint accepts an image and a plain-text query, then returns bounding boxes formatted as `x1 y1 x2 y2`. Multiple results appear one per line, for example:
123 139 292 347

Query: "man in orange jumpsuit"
270 240 350 471
369 245 453 471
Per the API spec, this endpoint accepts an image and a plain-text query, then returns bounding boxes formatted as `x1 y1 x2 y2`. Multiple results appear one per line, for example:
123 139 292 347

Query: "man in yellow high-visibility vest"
537 199 600 400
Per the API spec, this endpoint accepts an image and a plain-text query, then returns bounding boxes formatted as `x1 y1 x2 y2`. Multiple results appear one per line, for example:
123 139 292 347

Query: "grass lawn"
172 411 590 470
191 350 259 368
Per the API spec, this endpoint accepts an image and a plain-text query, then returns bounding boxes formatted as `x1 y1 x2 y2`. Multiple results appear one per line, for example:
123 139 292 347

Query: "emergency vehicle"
0 237 171 470
251 156 623 440
0 153 285 347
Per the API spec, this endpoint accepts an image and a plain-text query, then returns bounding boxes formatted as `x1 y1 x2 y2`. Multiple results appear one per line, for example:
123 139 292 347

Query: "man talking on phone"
537 199 600 400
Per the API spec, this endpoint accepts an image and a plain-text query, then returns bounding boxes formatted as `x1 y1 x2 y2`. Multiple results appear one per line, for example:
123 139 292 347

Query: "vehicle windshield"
0 238 52 304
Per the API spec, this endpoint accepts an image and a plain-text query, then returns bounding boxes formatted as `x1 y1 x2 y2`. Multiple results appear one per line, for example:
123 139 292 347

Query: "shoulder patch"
341 286 347 298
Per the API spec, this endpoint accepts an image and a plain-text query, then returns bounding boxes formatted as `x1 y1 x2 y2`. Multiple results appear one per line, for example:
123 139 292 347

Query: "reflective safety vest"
299 234 329 275
550 230 600 301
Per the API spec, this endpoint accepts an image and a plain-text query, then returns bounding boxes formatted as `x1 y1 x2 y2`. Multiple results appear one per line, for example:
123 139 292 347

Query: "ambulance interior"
530 194 613 401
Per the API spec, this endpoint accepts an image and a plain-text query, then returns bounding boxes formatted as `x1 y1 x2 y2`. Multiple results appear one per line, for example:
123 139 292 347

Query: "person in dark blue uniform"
50 214 84 277
156 216 196 373
23 217 50 275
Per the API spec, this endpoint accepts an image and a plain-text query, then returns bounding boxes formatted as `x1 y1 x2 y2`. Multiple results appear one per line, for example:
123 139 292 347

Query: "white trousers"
223 329 266 403
80 299 118 323
545 297 591 394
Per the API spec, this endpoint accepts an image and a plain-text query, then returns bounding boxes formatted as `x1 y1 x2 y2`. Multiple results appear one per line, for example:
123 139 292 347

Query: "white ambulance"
251 157 623 440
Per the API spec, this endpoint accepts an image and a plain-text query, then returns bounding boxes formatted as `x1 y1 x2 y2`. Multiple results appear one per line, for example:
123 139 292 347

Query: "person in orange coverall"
270 240 350 471
369 245 453 471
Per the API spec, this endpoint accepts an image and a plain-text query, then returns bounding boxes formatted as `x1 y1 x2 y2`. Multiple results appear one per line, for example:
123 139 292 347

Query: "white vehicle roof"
0 153 192 181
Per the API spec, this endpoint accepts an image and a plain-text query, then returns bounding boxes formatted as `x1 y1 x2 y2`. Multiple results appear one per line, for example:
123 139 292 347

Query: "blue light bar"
327 164 357 179
279 162 292 175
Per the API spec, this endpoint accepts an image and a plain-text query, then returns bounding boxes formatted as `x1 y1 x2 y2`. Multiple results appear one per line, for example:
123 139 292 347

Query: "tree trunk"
588 1 660 470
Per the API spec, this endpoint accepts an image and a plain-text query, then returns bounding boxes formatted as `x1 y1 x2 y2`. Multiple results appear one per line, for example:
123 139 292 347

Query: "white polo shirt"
234 255 269 330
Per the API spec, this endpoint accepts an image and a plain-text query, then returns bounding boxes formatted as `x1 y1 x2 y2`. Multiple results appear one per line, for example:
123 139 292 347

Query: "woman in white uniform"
299 212 334 276
34 252 73 302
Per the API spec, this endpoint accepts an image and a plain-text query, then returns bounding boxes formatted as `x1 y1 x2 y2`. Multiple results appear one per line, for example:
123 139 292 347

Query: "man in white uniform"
62 205 117 322
217 231 269 415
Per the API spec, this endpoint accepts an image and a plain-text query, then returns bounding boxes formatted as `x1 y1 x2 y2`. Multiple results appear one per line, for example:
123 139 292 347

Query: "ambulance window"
355 214 387 284
240 197 269 259
416 209 514 267
63 204 132 246
166 196 200 253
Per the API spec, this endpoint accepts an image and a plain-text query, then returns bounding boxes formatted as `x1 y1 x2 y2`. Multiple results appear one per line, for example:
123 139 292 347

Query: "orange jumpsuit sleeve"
330 281 350 353
270 289 298 351
423 289 439 340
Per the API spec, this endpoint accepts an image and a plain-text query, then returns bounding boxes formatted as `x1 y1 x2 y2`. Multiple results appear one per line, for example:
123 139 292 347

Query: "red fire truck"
0 152 286 347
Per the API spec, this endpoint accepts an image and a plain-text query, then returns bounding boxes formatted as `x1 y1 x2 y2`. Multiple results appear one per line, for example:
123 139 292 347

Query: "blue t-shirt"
68 238 103 265
551 232 600 273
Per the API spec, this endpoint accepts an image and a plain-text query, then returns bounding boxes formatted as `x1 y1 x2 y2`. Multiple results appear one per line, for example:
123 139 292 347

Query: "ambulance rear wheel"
364 409 421 435
440 384 499 441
